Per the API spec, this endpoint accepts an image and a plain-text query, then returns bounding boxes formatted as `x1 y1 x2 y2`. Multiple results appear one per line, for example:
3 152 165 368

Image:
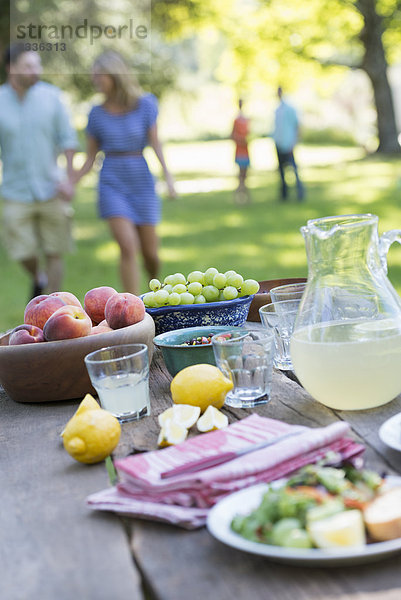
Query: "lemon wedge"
307 510 366 548
196 405 228 432
158 405 201 429
158 421 188 447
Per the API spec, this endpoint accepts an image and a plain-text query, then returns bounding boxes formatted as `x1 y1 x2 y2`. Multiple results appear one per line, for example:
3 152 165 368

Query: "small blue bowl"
153 325 240 377
145 295 254 336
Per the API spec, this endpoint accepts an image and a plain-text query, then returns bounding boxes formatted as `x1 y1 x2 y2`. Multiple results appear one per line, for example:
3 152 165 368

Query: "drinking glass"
270 282 306 302
259 299 301 370
211 328 274 408
84 343 150 422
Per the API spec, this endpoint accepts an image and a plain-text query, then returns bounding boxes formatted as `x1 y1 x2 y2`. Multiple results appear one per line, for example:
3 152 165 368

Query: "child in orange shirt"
231 98 251 204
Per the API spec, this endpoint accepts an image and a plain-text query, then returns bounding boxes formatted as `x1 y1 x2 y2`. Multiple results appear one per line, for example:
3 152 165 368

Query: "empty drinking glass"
259 300 301 370
270 282 306 303
211 328 274 408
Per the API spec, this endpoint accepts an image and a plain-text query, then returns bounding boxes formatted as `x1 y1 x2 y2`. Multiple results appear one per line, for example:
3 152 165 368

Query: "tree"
355 0 400 152
153 0 401 153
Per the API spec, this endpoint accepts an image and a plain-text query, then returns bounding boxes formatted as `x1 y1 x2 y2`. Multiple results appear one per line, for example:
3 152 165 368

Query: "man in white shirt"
0 43 78 298
273 87 304 201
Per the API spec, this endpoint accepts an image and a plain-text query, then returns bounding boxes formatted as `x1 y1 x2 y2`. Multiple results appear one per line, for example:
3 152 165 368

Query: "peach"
90 323 114 335
50 291 82 308
43 305 92 341
84 286 117 324
9 324 45 345
105 292 145 329
24 295 66 330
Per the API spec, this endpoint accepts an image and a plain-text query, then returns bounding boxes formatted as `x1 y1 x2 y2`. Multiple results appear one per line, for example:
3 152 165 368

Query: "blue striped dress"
86 93 160 225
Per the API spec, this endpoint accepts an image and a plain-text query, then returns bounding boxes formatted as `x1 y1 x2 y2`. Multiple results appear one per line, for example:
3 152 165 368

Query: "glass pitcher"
290 213 401 410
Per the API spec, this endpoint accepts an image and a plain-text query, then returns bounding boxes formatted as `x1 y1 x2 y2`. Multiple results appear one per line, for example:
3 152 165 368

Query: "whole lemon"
170 363 233 413
62 407 121 464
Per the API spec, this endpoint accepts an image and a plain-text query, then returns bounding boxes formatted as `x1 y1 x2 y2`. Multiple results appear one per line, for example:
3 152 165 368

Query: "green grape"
187 270 205 285
163 284 173 294
213 273 227 289
194 294 206 304
172 272 187 285
218 291 226 302
168 292 181 306
164 274 175 286
154 289 169 306
203 285 219 302
143 292 156 308
149 278 162 291
172 283 187 294
180 292 195 305
187 281 203 296
223 286 239 300
241 279 260 295
204 267 218 285
226 273 243 288
224 270 237 278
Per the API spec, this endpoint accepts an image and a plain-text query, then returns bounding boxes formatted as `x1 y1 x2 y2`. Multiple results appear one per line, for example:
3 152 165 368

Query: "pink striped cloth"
86 414 364 529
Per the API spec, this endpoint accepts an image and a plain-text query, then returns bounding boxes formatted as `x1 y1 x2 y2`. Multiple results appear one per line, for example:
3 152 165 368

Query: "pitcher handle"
379 230 401 273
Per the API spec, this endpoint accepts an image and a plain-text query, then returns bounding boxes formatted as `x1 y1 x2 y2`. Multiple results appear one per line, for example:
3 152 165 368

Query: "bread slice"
363 487 401 541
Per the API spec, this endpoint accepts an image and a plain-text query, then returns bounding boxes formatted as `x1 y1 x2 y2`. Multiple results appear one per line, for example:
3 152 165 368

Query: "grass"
1 138 401 333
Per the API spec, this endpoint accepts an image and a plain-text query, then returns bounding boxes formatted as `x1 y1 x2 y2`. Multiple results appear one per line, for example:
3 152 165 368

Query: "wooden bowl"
0 313 155 403
247 278 307 322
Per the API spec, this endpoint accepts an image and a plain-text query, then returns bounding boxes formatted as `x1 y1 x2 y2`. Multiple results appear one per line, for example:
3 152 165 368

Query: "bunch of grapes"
143 268 260 308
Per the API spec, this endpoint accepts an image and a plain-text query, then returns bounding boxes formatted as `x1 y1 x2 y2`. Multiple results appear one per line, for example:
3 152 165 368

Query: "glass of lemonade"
84 344 150 422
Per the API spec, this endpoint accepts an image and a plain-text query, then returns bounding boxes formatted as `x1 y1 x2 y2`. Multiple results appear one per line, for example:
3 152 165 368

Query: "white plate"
379 413 401 452
207 478 401 567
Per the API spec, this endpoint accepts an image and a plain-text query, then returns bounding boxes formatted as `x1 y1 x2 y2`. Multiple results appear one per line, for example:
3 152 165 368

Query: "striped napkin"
86 414 364 529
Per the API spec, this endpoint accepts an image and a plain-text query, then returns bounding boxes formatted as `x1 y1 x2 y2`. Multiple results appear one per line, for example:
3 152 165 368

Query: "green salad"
231 463 383 549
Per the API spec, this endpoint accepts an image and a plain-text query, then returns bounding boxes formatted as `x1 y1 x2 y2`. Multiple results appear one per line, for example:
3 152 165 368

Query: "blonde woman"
73 51 176 294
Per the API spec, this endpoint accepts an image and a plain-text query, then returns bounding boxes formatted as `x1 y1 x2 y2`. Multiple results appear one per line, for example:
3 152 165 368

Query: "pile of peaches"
7 286 146 345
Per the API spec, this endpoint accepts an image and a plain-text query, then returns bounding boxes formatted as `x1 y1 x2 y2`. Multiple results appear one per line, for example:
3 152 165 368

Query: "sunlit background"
1 0 401 331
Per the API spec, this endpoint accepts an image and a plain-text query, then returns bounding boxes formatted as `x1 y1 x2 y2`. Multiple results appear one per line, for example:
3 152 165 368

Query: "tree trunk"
357 0 400 154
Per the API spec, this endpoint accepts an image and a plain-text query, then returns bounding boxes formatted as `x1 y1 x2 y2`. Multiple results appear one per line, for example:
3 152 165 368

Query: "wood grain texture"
3 340 401 600
0 388 143 600
132 521 401 600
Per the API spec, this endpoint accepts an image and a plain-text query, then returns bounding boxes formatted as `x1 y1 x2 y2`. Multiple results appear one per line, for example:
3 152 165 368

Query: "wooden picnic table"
2 347 401 600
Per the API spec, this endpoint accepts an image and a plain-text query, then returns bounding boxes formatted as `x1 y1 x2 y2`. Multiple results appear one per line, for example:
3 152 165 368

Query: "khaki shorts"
1 198 74 261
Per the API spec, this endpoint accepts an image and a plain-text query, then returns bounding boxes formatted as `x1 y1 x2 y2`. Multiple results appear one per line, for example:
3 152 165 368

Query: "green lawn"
1 139 401 333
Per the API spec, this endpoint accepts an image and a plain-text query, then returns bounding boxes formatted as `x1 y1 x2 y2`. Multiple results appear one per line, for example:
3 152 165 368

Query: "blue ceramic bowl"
145 294 254 336
153 325 241 377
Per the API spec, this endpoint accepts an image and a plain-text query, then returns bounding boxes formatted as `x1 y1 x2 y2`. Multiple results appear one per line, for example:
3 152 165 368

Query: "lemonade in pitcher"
291 214 401 411
291 319 401 410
